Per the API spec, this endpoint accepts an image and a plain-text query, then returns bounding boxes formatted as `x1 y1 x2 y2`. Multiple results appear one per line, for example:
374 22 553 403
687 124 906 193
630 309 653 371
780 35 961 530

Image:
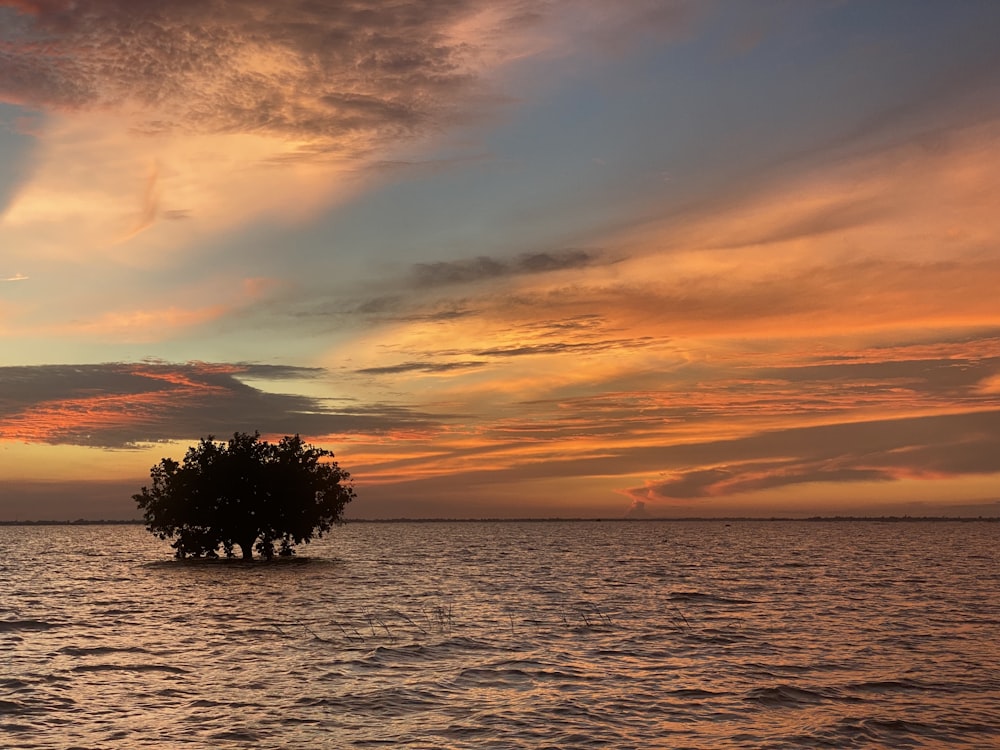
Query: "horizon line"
2 515 998 526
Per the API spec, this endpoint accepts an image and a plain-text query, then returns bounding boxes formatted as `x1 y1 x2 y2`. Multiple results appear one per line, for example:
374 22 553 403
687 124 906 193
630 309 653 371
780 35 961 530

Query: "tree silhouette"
134 432 355 560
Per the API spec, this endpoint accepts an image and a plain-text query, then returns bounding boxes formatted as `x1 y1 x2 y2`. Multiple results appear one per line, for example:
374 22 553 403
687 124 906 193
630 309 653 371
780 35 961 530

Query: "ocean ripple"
2 520 999 749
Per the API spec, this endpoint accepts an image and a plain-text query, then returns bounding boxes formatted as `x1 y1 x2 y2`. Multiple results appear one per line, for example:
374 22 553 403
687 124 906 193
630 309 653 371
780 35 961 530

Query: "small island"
133 431 355 560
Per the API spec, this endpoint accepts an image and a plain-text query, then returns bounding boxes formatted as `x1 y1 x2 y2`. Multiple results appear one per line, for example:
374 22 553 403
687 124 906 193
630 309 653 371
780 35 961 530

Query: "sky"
2 0 1000 520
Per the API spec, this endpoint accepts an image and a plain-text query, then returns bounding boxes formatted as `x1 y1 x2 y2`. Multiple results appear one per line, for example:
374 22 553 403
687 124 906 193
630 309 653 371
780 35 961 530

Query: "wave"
0 699 30 715
668 591 755 604
0 619 59 632
69 663 189 674
187 698 261 709
846 677 940 694
57 645 152 657
821 715 956 746
744 684 833 706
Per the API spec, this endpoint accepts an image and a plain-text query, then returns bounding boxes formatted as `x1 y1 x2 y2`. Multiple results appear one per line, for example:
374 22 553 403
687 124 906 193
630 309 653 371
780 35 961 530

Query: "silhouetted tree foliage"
133 432 355 560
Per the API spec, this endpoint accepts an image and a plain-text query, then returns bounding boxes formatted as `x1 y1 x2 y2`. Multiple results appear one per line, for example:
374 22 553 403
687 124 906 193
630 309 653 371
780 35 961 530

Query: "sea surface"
1 520 998 749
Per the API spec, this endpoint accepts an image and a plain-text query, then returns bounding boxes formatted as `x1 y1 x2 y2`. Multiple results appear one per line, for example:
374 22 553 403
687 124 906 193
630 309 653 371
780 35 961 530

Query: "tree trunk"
239 539 255 560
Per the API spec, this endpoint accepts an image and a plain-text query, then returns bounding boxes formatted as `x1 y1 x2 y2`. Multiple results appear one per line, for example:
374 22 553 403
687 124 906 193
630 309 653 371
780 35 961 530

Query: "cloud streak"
412 250 600 287
0 361 441 448
328 320 1000 515
356 360 487 376
621 409 1000 505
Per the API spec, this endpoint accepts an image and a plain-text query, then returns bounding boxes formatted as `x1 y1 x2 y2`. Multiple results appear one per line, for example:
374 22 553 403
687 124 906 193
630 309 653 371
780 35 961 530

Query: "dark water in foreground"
1 521 999 749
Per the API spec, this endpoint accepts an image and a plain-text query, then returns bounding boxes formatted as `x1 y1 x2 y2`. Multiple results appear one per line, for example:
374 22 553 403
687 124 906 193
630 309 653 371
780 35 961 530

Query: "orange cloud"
0 388 204 445
0 270 282 344
0 361 444 449
0 362 247 445
331 118 1000 402
73 306 228 343
0 114 360 271
0 0 561 259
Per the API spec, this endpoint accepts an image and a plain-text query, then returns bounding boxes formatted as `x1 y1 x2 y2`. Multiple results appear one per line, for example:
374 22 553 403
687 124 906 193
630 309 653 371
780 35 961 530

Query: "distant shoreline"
1 516 997 526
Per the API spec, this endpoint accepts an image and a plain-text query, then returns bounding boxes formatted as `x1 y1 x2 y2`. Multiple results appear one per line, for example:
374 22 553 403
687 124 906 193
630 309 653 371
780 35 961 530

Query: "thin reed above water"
2 520 999 749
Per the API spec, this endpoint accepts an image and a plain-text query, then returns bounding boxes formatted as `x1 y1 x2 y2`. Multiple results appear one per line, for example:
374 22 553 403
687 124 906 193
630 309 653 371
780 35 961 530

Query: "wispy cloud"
355 335 654 377
0 273 283 344
3 272 28 281
356 361 487 376
620 409 1000 505
0 0 600 278
328 320 1000 514
0 361 441 448
0 0 534 152
412 250 601 287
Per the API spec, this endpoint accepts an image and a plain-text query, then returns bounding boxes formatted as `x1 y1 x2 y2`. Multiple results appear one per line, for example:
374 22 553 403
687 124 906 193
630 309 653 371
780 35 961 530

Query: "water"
1 520 999 749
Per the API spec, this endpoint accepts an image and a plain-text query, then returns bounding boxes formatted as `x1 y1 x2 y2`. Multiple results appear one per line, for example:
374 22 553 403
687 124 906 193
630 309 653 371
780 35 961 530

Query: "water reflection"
2 521 999 748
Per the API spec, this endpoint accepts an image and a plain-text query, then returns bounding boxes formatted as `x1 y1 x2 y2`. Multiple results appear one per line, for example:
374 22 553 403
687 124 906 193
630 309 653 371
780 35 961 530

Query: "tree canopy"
133 432 355 560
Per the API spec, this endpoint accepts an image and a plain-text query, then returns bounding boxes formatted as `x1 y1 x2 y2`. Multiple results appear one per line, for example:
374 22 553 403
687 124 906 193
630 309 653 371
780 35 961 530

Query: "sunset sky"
2 0 1000 520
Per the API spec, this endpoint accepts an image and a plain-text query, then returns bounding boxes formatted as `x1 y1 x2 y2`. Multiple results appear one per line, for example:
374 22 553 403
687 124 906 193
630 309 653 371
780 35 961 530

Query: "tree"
133 432 355 560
